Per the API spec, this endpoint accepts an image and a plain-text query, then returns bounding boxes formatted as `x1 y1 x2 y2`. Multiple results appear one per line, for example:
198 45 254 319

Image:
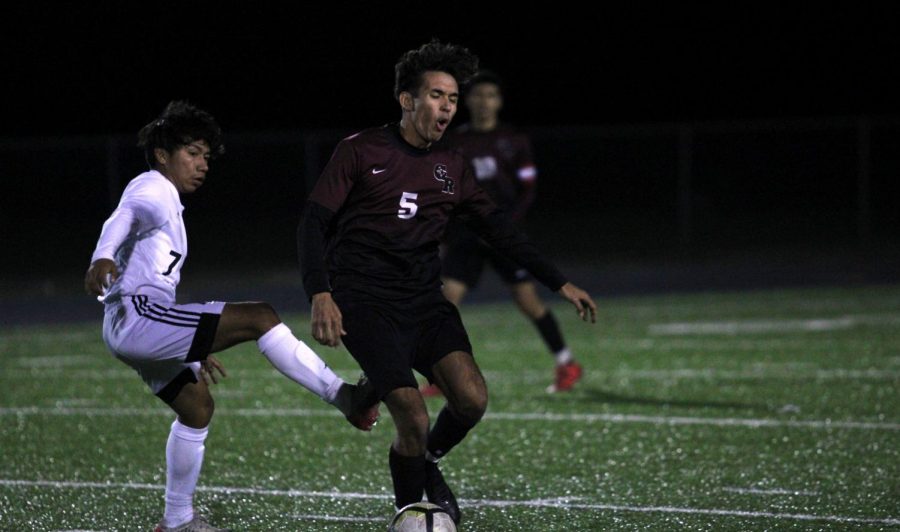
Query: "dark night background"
2 3 899 317
3 5 899 135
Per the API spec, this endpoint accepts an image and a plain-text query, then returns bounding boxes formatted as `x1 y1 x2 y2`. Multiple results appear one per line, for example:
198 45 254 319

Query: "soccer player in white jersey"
84 101 379 532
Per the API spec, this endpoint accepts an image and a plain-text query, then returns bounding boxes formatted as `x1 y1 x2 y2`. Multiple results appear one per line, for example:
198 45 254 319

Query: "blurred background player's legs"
434 277 583 394
508 280 582 392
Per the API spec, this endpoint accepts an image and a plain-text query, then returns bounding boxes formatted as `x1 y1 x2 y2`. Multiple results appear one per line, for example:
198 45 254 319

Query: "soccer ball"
387 502 457 532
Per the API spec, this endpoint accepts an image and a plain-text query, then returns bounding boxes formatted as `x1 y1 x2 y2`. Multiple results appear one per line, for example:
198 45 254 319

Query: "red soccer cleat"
547 361 583 393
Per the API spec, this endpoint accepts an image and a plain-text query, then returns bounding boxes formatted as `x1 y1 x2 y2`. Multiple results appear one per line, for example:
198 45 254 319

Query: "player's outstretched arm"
310 292 347 347
557 282 597 323
84 258 118 296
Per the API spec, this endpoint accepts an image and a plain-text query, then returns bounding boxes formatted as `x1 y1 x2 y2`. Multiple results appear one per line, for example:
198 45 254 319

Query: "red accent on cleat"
345 375 381 431
549 361 583 392
346 403 380 431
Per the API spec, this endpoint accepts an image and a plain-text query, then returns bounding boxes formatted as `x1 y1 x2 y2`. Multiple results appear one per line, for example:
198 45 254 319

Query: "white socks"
163 419 208 528
554 347 573 366
258 323 344 403
161 325 342 527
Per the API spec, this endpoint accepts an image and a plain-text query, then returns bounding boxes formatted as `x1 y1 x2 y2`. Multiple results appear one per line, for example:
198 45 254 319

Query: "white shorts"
103 295 226 402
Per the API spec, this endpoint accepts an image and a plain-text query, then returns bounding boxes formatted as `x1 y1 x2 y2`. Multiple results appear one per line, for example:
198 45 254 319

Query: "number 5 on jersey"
398 192 418 219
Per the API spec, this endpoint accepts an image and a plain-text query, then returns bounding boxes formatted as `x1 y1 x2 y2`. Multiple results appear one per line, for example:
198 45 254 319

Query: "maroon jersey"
446 123 537 221
300 124 566 303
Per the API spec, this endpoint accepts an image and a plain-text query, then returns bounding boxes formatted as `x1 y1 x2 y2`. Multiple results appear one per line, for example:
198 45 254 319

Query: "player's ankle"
331 382 353 415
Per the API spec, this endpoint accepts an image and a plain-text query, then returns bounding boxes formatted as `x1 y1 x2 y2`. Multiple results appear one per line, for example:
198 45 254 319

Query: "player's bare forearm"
557 282 597 323
310 292 347 347
84 258 118 296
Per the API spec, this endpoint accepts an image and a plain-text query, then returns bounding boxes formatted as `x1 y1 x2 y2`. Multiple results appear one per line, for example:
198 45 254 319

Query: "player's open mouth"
436 118 450 131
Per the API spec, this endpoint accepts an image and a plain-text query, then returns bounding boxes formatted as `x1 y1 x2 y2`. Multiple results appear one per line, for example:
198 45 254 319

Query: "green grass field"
1 285 899 531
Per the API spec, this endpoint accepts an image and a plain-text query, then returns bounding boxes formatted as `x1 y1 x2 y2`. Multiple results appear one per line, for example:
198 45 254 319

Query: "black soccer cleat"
424 460 461 525
344 375 380 431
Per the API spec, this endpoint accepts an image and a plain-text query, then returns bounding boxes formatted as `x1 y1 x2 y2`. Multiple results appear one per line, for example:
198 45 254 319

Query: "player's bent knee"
392 409 430 454
385 388 431 439
453 392 487 424
187 392 215 427
398 411 430 438
250 302 281 335
224 301 281 338
448 374 488 422
170 382 215 428
395 405 430 432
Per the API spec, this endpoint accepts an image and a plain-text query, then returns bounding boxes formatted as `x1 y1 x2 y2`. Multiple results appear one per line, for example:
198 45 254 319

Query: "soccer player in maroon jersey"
297 40 596 525
437 70 584 394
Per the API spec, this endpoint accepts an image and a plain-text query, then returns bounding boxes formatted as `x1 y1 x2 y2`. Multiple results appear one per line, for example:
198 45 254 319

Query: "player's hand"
199 355 227 385
84 258 118 296
311 292 347 347
557 282 597 323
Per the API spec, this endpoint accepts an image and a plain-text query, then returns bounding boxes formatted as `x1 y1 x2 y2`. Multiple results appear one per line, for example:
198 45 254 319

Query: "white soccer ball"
387 502 457 532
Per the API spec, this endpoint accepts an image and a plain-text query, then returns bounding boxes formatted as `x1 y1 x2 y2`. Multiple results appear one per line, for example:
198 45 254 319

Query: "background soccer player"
298 40 596 525
84 101 378 532
436 70 583 394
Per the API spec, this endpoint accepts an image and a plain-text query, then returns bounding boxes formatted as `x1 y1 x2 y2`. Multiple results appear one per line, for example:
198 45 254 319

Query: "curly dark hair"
137 101 225 168
393 39 479 100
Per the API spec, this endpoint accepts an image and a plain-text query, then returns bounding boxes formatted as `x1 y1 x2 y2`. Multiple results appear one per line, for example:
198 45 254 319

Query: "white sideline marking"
649 314 900 335
605 368 900 380
1 479 897 527
1 406 898 431
0 478 387 500
484 412 900 431
723 487 820 496
16 355 96 368
290 514 383 522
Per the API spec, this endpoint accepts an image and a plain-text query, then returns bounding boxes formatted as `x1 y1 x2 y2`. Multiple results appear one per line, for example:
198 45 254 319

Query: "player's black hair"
137 101 224 168
467 69 504 95
394 39 479 100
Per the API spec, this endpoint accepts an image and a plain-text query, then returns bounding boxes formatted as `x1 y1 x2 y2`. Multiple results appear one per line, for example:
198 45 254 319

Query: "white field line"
1 479 897 527
592 368 900 380
723 487 820 496
14 355 98 368
289 514 383 522
0 406 897 431
649 314 900 336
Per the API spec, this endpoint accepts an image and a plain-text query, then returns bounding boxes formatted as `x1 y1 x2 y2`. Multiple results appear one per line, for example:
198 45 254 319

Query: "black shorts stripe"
138 297 198 323
141 307 199 326
185 312 221 363
131 296 200 327
156 367 198 403
150 303 202 317
133 309 198 328
129 295 144 316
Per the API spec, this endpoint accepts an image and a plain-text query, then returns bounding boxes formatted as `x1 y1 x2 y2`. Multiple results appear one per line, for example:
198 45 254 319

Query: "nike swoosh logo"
372 168 387 174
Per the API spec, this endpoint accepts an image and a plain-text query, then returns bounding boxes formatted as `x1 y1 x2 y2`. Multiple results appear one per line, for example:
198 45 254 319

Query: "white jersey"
91 170 186 305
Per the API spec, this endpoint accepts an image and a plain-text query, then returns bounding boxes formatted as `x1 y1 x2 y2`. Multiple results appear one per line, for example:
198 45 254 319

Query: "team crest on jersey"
433 163 455 194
